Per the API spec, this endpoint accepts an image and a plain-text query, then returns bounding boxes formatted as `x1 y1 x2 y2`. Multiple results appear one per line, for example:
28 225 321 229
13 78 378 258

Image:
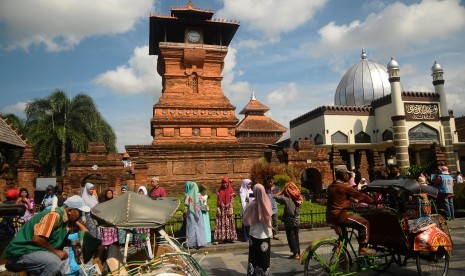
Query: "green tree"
25 90 116 176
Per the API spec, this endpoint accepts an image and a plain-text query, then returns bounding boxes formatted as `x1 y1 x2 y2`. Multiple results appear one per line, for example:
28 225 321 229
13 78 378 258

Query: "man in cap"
326 165 375 255
149 176 166 198
40 184 58 211
3 196 89 275
434 165 455 220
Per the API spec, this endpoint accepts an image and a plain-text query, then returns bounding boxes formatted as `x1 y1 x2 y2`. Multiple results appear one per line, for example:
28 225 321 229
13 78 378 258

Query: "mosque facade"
288 50 463 178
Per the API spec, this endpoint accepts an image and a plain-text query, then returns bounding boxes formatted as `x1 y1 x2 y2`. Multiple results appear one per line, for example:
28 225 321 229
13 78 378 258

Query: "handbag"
227 206 234 217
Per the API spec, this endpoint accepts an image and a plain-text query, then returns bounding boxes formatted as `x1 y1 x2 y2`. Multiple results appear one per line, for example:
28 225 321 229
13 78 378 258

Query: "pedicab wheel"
304 240 350 276
415 247 449 276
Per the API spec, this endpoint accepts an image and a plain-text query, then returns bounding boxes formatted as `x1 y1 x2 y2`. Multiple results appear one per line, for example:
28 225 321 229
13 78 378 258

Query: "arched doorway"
81 174 110 197
301 168 322 200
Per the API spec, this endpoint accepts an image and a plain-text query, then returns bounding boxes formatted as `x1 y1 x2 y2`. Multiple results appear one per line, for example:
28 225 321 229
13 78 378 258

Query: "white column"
349 152 356 170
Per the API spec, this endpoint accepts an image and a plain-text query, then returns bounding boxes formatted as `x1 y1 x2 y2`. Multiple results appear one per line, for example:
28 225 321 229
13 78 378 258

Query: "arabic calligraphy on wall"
405 103 439 121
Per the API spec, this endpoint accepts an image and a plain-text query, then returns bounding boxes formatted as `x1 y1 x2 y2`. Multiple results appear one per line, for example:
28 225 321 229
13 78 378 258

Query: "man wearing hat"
3 196 89 275
326 165 375 255
149 176 166 198
434 166 455 220
40 184 58 211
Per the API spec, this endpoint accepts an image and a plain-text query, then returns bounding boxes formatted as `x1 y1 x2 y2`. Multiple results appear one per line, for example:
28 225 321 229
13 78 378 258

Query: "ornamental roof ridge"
402 91 437 97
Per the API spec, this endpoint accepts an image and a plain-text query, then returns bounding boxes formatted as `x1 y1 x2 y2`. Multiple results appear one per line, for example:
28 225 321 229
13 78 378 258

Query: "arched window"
314 134 323 145
382 130 393 141
355 131 371 143
331 131 348 143
409 123 439 142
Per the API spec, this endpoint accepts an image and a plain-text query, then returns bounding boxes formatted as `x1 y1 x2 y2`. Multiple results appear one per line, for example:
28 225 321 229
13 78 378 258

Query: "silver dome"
334 49 391 106
431 61 443 73
387 58 399 70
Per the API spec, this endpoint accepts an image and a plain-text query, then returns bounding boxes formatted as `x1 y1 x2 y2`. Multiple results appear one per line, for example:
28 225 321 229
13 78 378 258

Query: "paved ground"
192 217 465 275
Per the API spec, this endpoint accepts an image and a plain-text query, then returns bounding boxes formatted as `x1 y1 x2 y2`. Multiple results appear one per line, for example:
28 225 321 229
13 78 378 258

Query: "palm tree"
25 90 116 176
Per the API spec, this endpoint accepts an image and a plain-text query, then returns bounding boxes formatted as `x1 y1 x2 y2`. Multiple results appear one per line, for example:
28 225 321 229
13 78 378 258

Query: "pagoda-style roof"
237 93 287 133
0 115 26 148
149 1 239 55
239 93 270 114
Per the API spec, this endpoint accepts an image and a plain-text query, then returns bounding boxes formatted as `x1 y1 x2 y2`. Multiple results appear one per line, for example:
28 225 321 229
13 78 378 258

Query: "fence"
165 211 328 237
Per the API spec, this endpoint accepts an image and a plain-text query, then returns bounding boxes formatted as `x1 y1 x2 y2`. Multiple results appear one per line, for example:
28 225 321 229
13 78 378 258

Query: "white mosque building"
287 49 461 174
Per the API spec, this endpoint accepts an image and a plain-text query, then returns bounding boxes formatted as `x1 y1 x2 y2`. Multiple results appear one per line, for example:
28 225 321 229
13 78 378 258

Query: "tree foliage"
25 90 116 176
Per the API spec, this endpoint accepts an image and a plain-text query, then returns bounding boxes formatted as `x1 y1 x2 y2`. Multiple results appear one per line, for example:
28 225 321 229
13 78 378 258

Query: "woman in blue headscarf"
184 181 207 249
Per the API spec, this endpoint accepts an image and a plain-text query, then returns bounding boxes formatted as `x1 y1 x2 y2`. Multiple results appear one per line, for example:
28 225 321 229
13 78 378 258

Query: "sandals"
358 248 376 255
288 253 300 260
272 235 282 240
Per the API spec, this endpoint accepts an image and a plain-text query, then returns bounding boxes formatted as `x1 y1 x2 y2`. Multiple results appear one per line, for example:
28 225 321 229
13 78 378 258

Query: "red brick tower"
149 0 240 144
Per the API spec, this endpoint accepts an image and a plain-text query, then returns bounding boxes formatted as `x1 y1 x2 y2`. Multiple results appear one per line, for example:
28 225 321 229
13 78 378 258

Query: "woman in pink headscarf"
213 177 237 244
243 183 272 275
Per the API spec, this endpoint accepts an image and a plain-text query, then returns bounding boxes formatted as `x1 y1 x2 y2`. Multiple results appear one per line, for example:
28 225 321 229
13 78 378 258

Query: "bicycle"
300 223 393 276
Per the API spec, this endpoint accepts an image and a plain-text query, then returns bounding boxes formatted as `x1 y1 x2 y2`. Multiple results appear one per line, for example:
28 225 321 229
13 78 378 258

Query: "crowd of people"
0 165 460 275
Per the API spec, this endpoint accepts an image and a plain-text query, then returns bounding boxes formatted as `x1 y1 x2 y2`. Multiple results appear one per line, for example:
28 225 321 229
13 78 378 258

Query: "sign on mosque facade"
404 103 439 121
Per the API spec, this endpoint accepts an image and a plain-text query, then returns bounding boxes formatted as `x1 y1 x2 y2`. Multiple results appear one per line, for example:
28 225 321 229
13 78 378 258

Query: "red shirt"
149 186 166 198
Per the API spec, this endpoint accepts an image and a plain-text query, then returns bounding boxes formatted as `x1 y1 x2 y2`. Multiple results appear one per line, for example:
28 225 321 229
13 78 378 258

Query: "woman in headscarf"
239 179 253 242
213 177 237 244
273 182 303 260
98 189 118 247
243 183 273 276
133 186 151 249
80 182 99 237
184 181 207 249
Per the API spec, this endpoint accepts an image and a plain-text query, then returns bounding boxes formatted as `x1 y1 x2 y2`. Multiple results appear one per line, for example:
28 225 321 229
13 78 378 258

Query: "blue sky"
1 0 465 152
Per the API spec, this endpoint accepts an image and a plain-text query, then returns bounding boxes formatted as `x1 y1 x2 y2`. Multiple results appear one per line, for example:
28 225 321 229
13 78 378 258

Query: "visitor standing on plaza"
3 196 89 275
456 171 463 184
213 177 237 244
434 166 455 220
265 177 280 240
134 186 151 249
240 178 253 242
184 181 207 249
80 182 99 237
200 186 212 244
274 182 302 259
40 184 58 211
243 183 273 275
98 189 118 248
149 176 167 198
326 165 375 255
1 189 21 237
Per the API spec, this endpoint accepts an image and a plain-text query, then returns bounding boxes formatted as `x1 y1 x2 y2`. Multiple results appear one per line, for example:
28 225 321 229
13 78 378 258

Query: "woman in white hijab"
80 182 99 237
240 179 253 242
134 186 151 249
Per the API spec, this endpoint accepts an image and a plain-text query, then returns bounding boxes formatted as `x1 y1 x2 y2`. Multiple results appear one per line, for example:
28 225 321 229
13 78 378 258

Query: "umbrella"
367 179 438 197
91 191 180 229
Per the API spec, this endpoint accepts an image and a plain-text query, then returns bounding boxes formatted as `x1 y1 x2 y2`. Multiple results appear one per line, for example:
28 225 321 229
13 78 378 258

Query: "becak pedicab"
91 191 207 276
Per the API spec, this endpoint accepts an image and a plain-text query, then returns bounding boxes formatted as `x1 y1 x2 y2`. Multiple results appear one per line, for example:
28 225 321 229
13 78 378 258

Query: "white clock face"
187 30 201 43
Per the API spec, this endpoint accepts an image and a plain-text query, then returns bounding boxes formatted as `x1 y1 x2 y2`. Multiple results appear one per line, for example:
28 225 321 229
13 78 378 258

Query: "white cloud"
222 46 252 102
0 0 152 52
311 0 465 57
113 116 152 153
93 45 161 95
217 0 327 41
3 101 28 115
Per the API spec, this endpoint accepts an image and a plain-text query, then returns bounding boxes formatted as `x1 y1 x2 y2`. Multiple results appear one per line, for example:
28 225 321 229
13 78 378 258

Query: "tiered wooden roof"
236 93 287 144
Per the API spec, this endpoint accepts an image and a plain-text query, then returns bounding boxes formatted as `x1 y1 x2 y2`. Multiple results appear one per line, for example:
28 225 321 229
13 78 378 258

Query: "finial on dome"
361 48 367 60
431 61 443 73
187 0 194 9
387 57 399 70
251 90 256 100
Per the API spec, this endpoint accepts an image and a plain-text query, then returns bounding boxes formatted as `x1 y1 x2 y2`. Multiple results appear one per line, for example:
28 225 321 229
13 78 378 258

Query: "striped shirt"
33 210 68 237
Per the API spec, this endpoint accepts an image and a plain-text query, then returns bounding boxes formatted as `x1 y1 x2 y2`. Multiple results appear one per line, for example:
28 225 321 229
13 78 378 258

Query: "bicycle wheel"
371 247 394 272
416 247 449 276
304 240 350 276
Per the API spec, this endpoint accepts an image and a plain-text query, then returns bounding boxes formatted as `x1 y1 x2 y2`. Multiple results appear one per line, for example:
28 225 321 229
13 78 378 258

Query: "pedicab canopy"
364 179 438 197
91 192 180 229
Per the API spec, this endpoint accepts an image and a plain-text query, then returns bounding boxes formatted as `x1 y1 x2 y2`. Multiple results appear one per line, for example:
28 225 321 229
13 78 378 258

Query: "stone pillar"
388 58 409 169
455 151 461 173
441 117 457 172
380 152 386 168
16 146 40 193
415 151 421 166
349 151 356 171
